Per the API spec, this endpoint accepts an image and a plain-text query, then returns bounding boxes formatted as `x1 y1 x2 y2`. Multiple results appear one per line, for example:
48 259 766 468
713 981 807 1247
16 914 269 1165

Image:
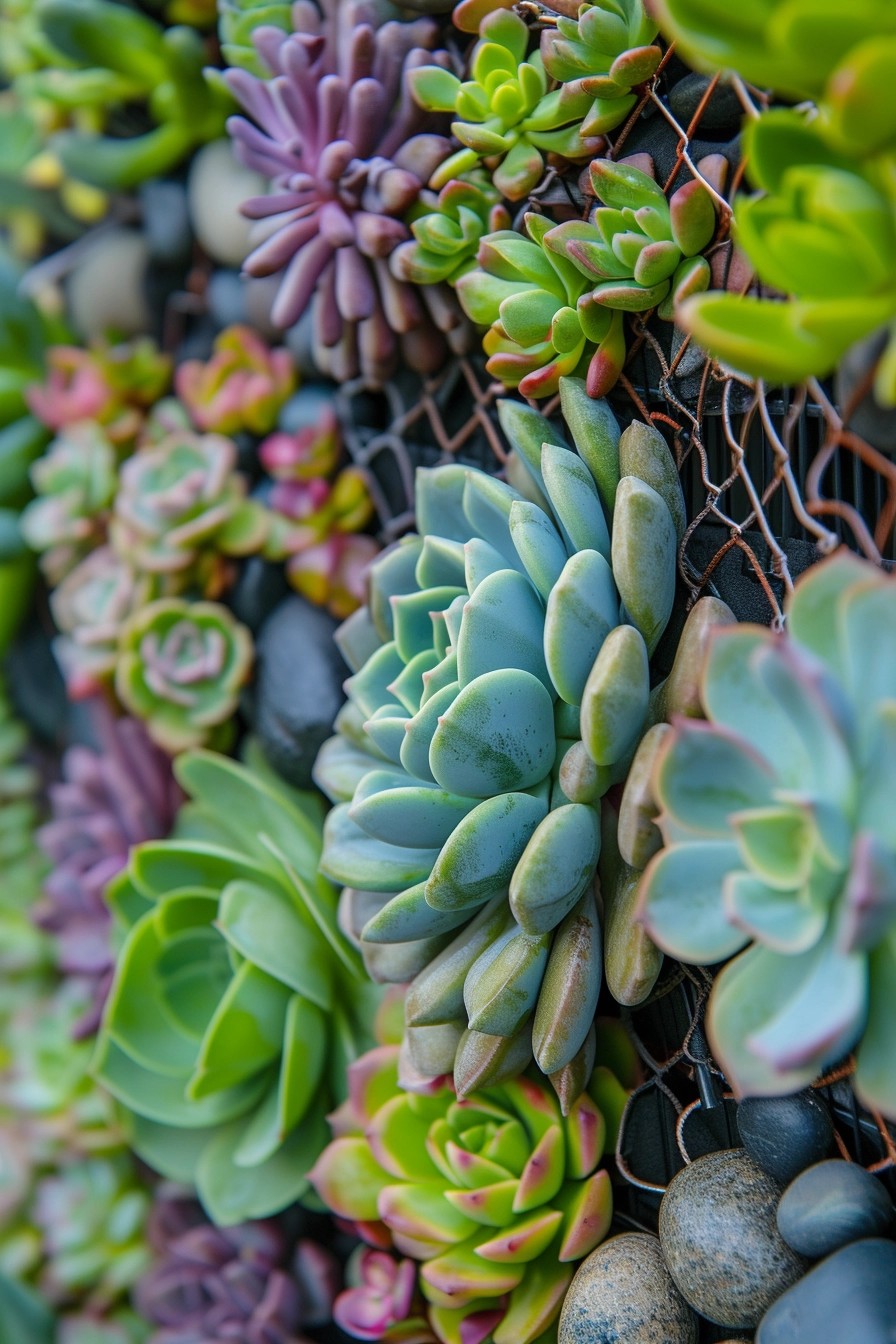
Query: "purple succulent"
134 1188 341 1344
35 704 182 1038
224 2 471 384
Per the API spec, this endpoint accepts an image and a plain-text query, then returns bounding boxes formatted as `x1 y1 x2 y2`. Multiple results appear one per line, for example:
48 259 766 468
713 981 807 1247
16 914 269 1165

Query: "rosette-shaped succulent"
312 1045 622 1344
50 547 155 699
109 431 269 584
390 174 511 287
545 158 716 322
541 0 661 137
456 213 624 398
409 10 603 201
114 599 253 753
314 380 682 1096
224 4 466 384
637 552 896 1119
26 339 172 443
93 748 378 1221
175 325 297 437
35 709 181 1038
335 1248 433 1343
21 424 118 585
134 1187 339 1344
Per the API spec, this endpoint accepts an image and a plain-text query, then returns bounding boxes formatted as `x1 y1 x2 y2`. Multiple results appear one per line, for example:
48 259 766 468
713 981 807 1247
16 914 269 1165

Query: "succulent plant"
335 1248 434 1343
109 431 270 585
0 676 50 978
390 173 511 288
50 547 156 700
35 708 182 1039
174 325 297 437
29 0 231 189
114 599 253 754
20 423 118 586
26 340 172 444
312 1044 626 1344
456 212 625 398
217 0 295 76
134 1186 340 1344
409 9 604 201
544 157 717 321
637 551 896 1119
677 118 896 403
224 5 469 385
541 0 661 137
93 747 379 1221
313 380 682 1097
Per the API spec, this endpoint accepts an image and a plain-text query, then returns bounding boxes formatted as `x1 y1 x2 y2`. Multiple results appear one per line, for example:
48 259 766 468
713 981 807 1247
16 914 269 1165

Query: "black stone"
668 72 743 134
230 557 290 635
246 594 346 789
777 1159 894 1258
757 1239 896 1344
736 1091 833 1186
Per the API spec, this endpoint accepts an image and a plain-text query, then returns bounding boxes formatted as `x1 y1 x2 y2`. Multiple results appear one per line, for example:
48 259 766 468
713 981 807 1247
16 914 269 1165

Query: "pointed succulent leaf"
510 805 601 935
544 549 619 707
581 624 650 767
532 889 603 1075
464 925 552 1036
610 476 676 653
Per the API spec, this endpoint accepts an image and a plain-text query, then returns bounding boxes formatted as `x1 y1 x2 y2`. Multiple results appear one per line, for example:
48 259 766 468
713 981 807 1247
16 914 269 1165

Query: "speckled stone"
737 1091 833 1185
659 1149 807 1329
777 1159 894 1258
559 1233 698 1344
757 1238 896 1344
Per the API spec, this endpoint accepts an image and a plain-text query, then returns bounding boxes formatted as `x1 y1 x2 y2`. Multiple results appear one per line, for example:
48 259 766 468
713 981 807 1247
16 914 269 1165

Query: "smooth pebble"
737 1090 832 1185
559 1232 697 1344
777 1158 894 1258
757 1238 896 1344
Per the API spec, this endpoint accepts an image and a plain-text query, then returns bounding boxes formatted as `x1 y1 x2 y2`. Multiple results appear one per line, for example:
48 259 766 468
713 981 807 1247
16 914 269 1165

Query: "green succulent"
314 379 683 1101
114 599 253 754
20 424 118 586
93 747 378 1223
409 9 604 201
678 116 896 404
311 1043 628 1344
545 158 716 321
0 678 49 977
637 551 896 1119
456 214 626 399
541 0 661 137
109 431 270 586
390 173 512 288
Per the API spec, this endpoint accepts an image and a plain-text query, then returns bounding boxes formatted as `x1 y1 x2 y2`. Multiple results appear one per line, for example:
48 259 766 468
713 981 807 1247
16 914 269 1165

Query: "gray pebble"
757 1238 896 1344
66 228 150 340
737 1090 833 1186
659 1150 806 1329
187 139 266 268
139 179 192 265
559 1232 697 1344
777 1159 894 1258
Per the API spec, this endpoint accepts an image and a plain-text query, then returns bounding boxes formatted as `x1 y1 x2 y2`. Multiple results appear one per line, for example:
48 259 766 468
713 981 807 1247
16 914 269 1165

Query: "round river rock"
737 1090 832 1185
777 1159 894 1257
559 1232 697 1344
757 1237 896 1344
659 1148 806 1329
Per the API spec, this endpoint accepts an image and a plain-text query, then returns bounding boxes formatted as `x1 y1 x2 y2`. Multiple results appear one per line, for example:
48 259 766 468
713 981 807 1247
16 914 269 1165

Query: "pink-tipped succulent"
174 324 298 436
26 339 172 444
49 547 156 700
311 1045 621 1344
223 2 472 384
20 424 119 586
335 1249 435 1343
35 705 181 1038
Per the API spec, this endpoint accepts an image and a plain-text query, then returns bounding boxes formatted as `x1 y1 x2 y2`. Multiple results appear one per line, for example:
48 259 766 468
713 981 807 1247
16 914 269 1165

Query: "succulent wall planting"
314 378 684 1099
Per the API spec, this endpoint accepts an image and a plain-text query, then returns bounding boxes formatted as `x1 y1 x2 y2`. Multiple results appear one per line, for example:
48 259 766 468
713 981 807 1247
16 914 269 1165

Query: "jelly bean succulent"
174 326 297 437
20 424 118 585
409 10 604 201
637 552 896 1120
312 1045 623 1344
93 748 378 1222
390 173 511 288
541 0 661 139
114 599 253 754
224 3 466 385
314 379 682 1098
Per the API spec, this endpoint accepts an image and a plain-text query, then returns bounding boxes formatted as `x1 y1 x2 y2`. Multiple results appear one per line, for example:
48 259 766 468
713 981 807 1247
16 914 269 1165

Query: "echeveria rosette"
336 1248 434 1343
114 599 253 754
224 9 466 386
637 551 896 1119
677 117 896 404
50 547 156 700
409 9 604 202
21 423 118 586
390 174 512 288
93 748 378 1223
456 214 626 399
109 431 270 584
312 1046 621 1344
313 380 682 1099
541 0 661 139
174 325 297 437
26 339 171 444
544 158 716 327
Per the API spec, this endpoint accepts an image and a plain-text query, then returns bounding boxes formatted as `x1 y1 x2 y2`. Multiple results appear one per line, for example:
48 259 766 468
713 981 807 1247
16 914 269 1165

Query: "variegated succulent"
49 547 155 700
174 325 297 437
312 1044 628 1344
637 551 896 1119
20 424 118 585
26 339 171 444
314 379 683 1100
